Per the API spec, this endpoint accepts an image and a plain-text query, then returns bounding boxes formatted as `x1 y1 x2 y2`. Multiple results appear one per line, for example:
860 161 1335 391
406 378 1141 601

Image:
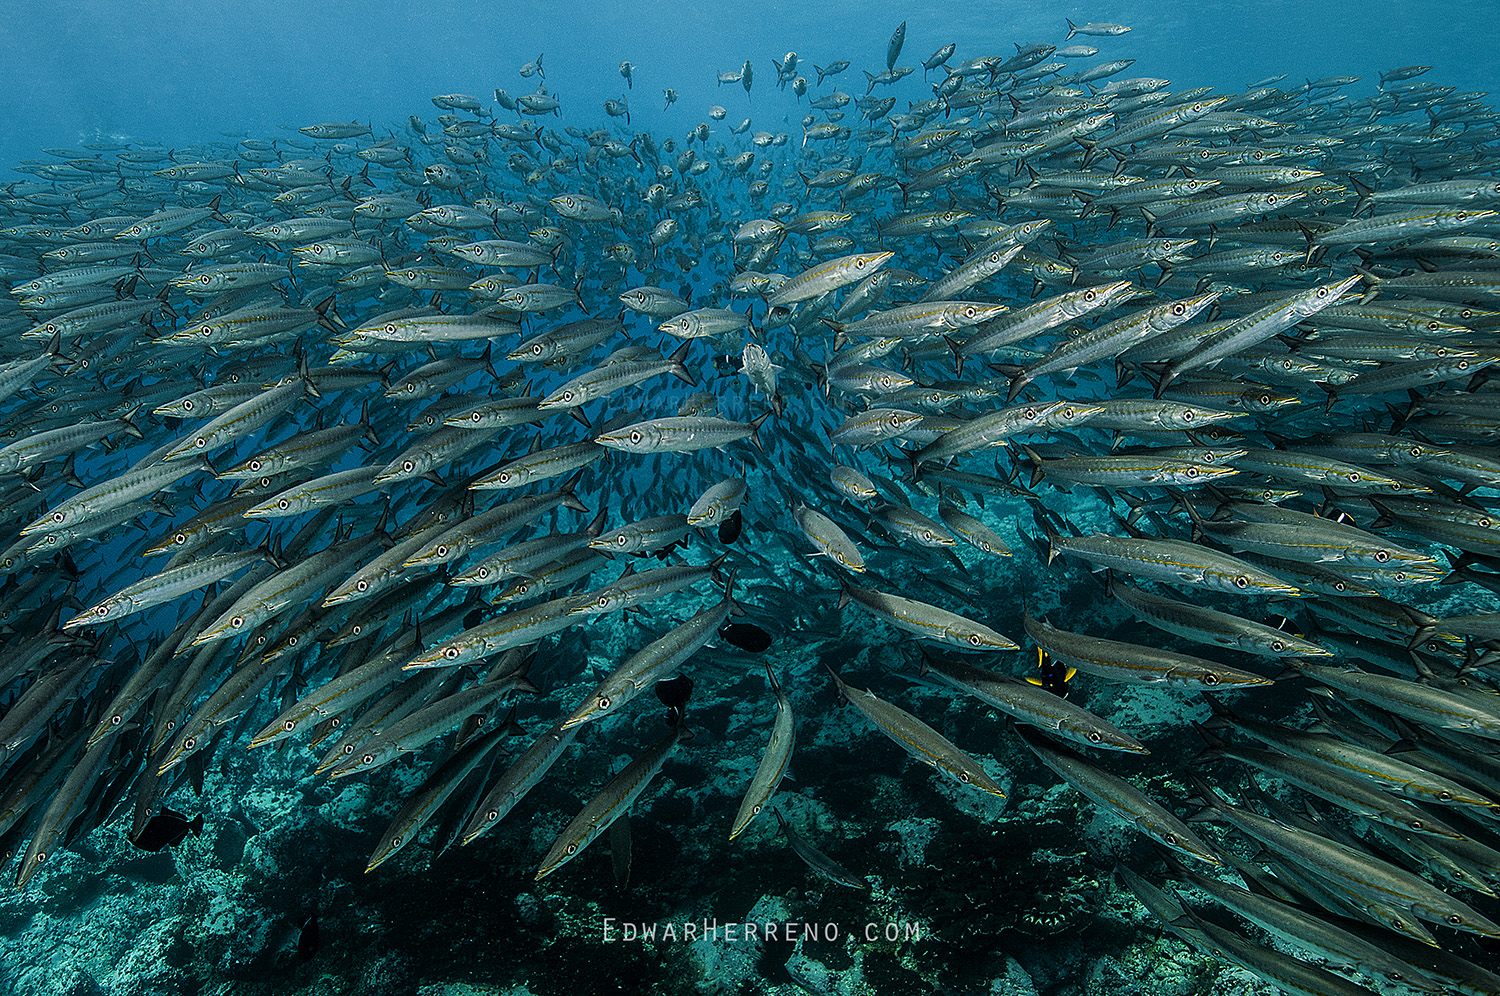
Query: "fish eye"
362 753 375 764
959 771 971 782
1375 551 1389 562
1271 640 1285 652
1172 304 1185 315
1349 472 1361 482
566 844 577 854
630 430 642 443
968 634 981 645
1233 575 1249 589
964 306 976 318
52 511 64 522
487 809 499 821
277 499 290 509
343 745 354 755
597 596 609 607
444 647 460 659
598 696 611 709
231 616 244 627
1317 287 1328 297
283 720 296 731
1163 832 1178 844
1438 791 1452 801
1203 673 1220 685
1087 732 1102 743
355 580 369 592
403 460 415 472
856 259 866 268
1259 394 1271 405
184 737 197 750
1448 914 1463 925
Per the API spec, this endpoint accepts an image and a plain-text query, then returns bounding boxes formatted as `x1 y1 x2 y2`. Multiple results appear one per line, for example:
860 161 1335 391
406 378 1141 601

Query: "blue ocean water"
4 0 1498 172
4 4 1500 996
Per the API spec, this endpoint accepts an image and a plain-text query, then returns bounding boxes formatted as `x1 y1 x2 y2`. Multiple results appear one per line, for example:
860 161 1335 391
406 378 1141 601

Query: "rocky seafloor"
0 530 1373 996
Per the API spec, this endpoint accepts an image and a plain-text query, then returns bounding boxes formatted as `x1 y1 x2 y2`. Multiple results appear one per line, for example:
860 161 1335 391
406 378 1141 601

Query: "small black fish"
131 808 204 852
655 674 694 725
718 508 743 545
718 620 772 653
296 914 319 963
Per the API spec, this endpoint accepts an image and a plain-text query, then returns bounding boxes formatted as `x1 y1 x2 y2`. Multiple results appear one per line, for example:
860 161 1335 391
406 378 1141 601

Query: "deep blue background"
2 0 1495 172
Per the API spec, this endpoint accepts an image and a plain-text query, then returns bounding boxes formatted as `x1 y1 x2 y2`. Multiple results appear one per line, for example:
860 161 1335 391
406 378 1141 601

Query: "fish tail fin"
1151 363 1176 399
559 470 589 512
945 336 965 378
118 406 145 440
1040 516 1060 566
748 411 771 452
1316 380 1337 414
1020 445 1045 488
668 341 696 386
1191 721 1229 761
707 551 730 586
1066 17 1079 39
822 657 848 705
1348 174 1374 215
1182 773 1229 821
1179 494 1207 542
314 293 343 333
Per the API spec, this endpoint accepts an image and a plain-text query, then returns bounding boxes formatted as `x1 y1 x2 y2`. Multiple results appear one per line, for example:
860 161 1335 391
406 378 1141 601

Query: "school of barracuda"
7 14 1500 993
